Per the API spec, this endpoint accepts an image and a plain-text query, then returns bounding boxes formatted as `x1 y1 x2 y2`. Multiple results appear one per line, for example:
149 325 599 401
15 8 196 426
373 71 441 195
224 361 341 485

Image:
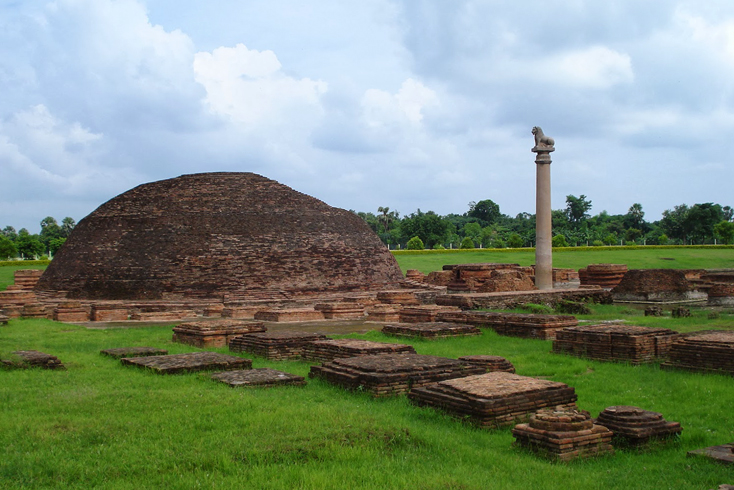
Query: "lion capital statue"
532 126 555 150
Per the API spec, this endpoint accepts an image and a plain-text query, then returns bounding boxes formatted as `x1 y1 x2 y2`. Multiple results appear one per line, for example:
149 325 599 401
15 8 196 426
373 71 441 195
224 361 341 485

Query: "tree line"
0 217 76 260
355 197 734 250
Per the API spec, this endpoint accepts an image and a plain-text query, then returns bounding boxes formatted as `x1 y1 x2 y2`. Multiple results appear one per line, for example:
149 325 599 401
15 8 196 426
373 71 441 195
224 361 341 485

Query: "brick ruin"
408 372 578 428
661 330 734 375
309 353 485 397
512 407 614 461
211 368 306 388
100 347 169 359
382 322 482 339
457 355 515 373
120 352 251 374
1 350 66 370
300 339 415 363
612 269 707 303
228 331 329 360
172 320 266 348
579 264 628 288
432 310 578 340
594 405 681 446
23 172 405 319
552 324 680 364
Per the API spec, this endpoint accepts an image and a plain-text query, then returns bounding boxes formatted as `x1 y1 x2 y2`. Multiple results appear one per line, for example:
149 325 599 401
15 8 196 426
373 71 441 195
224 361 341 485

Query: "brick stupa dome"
36 172 404 300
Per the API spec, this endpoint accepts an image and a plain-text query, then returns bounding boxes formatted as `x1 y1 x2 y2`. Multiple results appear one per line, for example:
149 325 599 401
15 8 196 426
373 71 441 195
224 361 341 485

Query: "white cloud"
193 43 327 128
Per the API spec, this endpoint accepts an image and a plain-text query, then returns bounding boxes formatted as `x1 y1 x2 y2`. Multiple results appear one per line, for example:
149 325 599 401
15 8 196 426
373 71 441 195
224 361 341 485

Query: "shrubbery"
406 236 425 250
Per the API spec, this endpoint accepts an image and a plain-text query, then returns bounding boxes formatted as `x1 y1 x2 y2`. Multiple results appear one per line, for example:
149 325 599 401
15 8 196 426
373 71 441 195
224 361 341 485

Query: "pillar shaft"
535 161 552 290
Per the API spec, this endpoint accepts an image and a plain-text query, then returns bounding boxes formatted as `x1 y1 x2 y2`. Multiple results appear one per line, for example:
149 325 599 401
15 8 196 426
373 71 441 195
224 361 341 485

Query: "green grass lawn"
392 246 734 274
2 307 734 489
0 264 46 292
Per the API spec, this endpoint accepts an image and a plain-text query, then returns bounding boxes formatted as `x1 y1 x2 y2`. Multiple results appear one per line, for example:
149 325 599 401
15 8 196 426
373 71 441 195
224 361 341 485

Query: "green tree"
467 199 501 226
459 237 475 249
462 222 482 242
683 203 724 244
406 236 424 250
552 234 568 247
564 195 592 225
507 233 523 248
16 233 44 259
400 210 453 249
658 234 668 245
624 203 646 230
61 217 76 238
714 221 734 244
1 226 17 241
0 236 17 259
49 237 67 255
625 228 643 244
659 204 689 243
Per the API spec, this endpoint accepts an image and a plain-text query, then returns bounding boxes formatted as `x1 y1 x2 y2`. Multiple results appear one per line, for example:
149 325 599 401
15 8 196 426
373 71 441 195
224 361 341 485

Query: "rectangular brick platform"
365 305 401 322
435 288 611 310
398 305 461 323
229 331 329 360
211 368 306 387
382 322 482 339
221 305 263 319
53 302 92 322
253 308 325 322
91 304 131 321
436 311 577 340
1 350 66 370
309 353 485 397
314 303 365 320
172 320 267 348
408 372 578 428
552 324 680 364
661 330 734 375
301 339 416 363
121 352 251 374
100 347 169 359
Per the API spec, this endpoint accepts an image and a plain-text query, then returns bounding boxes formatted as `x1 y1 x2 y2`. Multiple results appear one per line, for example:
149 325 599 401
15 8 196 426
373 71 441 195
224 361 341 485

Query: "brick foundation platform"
435 288 611 310
229 331 329 360
382 322 481 339
661 330 734 375
301 339 415 363
579 264 628 288
172 320 266 348
121 352 251 374
595 406 681 445
438 311 577 341
457 355 515 373
552 324 680 364
376 290 420 305
53 302 92 322
254 308 326 322
314 303 365 319
365 305 401 322
100 347 169 358
1 350 66 370
310 353 484 397
398 305 461 323
408 372 578 428
512 408 614 461
211 368 306 388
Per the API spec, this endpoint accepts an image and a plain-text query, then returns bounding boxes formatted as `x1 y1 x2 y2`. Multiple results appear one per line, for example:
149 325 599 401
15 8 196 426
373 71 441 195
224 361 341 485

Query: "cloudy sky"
2 0 733 232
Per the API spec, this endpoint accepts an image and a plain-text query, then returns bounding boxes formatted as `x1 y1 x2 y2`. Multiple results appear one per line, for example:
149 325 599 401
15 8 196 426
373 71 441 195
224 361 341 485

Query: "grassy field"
2 306 734 489
0 264 47 291
392 246 734 274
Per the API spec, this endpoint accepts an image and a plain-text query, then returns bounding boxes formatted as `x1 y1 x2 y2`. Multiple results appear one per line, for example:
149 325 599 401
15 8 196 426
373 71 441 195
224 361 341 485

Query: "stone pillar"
532 127 555 290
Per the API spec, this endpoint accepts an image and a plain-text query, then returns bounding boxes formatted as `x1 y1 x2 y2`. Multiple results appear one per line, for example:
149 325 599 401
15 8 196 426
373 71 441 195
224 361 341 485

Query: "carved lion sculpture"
532 126 554 148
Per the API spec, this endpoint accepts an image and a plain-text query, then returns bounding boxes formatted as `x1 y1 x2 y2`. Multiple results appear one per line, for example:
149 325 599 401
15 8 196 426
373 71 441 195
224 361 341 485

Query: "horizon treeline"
354 197 734 250
0 217 75 260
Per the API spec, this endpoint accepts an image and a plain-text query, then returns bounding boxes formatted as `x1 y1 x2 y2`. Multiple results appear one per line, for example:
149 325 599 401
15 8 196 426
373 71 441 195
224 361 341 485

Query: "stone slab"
382 322 481 339
301 339 416 363
121 352 251 374
100 347 169 359
688 443 734 465
1 350 66 370
211 368 306 387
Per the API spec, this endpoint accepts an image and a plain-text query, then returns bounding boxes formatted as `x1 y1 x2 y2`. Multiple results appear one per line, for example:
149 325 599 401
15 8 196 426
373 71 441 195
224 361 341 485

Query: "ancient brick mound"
211 368 306 388
611 269 706 302
121 352 251 374
408 372 578 428
229 331 329 360
301 339 416 363
661 330 734 375
100 347 169 359
552 324 680 364
310 353 484 397
382 322 482 339
1 350 66 370
595 406 681 445
513 407 614 461
35 172 403 300
172 320 266 348
457 355 515 373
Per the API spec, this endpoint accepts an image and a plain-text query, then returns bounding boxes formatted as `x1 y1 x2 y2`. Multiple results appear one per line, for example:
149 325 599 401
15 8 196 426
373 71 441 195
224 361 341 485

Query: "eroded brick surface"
35 172 403 300
211 368 306 387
